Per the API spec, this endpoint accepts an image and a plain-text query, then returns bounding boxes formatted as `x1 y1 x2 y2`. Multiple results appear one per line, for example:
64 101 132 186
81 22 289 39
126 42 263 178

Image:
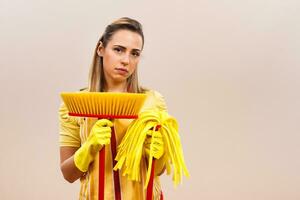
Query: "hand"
74 119 113 172
144 129 164 159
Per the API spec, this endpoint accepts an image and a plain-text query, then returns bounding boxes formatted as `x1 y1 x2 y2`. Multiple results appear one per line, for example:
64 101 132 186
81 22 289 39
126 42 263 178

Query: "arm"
60 147 84 183
59 119 113 183
59 103 83 183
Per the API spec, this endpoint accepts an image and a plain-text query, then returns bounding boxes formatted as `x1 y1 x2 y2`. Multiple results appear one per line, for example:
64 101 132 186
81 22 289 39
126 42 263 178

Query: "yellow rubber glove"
144 130 164 159
144 129 167 177
74 119 113 172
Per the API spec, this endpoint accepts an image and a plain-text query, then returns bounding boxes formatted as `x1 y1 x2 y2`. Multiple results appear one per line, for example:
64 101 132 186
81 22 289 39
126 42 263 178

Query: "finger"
94 127 112 134
151 144 160 150
98 138 111 145
152 138 163 145
96 119 113 127
96 131 111 139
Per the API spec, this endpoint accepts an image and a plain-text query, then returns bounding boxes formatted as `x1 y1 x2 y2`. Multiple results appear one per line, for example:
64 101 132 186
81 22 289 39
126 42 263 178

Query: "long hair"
88 17 145 93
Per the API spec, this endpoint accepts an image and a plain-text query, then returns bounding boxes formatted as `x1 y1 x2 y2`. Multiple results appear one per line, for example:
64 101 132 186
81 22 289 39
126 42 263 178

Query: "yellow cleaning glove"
74 119 113 172
144 129 164 159
144 129 167 176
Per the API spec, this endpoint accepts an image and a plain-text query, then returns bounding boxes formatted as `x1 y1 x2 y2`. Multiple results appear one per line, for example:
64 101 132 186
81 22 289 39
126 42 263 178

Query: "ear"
97 42 104 57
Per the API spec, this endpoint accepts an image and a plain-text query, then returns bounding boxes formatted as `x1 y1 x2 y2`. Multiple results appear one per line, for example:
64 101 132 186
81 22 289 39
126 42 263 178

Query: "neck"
104 80 127 93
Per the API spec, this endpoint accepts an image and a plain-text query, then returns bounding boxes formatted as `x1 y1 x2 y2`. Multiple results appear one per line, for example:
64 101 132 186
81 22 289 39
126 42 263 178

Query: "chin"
113 76 128 83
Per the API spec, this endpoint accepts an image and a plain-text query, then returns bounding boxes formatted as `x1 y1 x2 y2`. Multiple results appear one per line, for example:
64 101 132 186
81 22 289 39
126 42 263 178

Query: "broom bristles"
61 92 147 119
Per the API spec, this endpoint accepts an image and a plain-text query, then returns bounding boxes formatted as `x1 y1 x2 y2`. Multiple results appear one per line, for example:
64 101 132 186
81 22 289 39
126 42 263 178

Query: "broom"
60 92 147 200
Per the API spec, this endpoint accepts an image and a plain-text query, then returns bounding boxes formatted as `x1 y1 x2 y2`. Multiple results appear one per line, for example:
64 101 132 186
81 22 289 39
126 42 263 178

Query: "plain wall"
1 0 300 199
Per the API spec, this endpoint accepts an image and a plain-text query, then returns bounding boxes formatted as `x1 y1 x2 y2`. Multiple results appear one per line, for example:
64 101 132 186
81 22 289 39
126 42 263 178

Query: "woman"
59 17 167 199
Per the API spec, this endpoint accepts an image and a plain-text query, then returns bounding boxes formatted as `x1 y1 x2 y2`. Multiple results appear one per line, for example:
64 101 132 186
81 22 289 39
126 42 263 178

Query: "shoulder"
142 89 168 112
58 102 80 124
144 89 165 100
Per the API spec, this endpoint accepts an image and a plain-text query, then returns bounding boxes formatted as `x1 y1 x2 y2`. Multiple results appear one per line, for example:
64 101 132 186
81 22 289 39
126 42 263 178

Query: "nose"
121 53 130 66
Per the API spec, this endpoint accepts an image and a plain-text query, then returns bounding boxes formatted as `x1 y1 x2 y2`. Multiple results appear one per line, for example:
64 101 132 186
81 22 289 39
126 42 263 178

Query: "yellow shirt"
59 89 167 200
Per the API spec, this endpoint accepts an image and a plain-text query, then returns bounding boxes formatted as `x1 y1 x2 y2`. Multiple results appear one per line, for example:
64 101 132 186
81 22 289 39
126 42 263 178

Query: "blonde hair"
88 17 145 93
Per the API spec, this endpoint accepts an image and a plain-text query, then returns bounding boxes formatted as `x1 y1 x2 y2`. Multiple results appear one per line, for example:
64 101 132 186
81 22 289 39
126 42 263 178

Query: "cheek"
103 52 117 69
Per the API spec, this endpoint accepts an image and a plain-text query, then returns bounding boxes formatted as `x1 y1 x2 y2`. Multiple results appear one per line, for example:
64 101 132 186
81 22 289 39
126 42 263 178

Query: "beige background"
1 0 300 199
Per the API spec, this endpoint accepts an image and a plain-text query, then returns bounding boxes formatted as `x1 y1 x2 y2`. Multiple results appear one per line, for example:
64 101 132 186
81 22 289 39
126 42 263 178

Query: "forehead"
108 29 143 50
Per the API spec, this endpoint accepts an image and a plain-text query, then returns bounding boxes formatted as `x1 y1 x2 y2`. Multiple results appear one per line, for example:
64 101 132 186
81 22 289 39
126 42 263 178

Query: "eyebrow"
113 45 141 52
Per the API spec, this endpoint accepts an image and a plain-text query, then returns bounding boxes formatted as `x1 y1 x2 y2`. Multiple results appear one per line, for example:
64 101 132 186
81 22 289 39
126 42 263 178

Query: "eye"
132 51 140 57
113 47 122 53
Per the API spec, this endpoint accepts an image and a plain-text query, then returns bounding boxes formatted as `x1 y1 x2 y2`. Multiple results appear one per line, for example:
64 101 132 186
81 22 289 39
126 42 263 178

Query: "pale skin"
60 29 143 183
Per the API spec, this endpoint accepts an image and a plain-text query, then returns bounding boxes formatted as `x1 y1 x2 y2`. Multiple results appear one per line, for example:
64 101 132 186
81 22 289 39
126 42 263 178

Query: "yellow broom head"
60 92 147 119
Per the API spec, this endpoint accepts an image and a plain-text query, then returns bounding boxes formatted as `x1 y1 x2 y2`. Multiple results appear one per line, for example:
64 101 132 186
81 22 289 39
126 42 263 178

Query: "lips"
115 67 129 74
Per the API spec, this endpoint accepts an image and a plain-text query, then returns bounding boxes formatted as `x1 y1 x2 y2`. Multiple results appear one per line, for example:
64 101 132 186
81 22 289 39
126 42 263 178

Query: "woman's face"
97 29 143 85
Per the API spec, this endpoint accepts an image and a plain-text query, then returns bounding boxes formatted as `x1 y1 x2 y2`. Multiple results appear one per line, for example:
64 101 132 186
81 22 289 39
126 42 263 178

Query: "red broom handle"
146 125 161 200
99 147 105 200
147 159 156 200
111 127 122 200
